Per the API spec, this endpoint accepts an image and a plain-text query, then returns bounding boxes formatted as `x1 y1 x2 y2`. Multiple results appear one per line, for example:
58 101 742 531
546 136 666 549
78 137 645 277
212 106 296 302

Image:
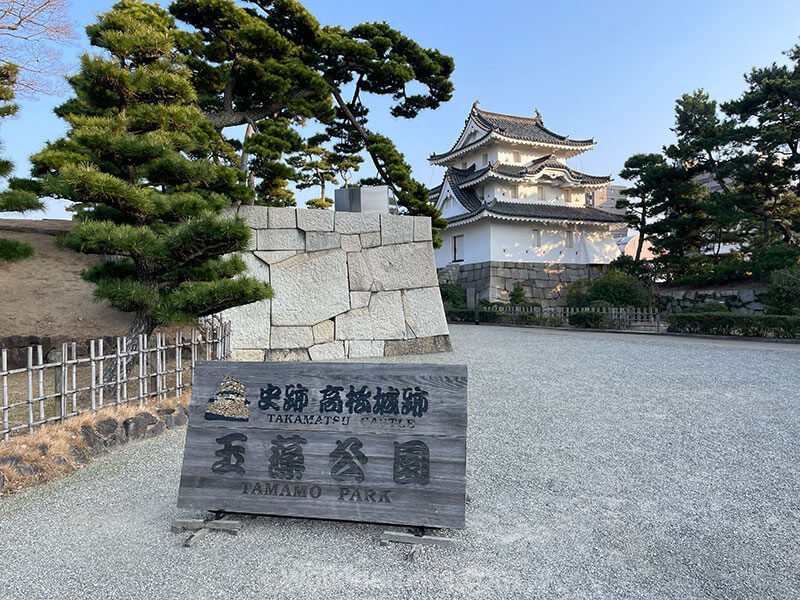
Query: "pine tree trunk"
635 211 647 262
101 311 158 398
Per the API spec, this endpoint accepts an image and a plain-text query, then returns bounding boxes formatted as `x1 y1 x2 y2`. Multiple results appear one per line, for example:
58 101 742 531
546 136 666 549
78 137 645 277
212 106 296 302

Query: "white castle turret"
430 102 623 303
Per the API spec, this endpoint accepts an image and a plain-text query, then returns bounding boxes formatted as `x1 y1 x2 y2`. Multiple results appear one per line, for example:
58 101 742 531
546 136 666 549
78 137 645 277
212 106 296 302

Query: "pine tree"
0 63 44 262
22 0 272 346
169 0 454 244
288 134 338 210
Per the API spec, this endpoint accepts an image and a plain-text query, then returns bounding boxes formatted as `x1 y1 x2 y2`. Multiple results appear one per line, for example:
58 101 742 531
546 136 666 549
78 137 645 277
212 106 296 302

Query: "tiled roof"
472 107 594 147
444 166 483 212
429 103 596 163
447 199 625 225
524 155 611 185
456 157 611 187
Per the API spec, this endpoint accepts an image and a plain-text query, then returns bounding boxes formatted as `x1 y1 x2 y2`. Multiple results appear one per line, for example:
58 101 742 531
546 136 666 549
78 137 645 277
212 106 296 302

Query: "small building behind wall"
430 102 624 304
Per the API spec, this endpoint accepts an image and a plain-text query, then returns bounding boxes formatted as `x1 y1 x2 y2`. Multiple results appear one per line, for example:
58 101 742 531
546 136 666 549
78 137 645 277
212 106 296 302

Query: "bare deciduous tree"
0 0 75 94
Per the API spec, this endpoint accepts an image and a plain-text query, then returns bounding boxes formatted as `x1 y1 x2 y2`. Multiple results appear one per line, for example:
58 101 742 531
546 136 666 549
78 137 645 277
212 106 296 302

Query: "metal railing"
0 315 230 440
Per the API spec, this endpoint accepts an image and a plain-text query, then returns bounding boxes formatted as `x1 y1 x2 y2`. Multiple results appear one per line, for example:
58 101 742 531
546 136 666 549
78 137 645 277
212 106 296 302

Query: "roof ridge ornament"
534 108 543 123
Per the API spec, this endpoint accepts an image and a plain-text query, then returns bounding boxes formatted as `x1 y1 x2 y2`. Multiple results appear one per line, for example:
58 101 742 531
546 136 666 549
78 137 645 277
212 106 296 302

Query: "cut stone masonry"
222 207 451 361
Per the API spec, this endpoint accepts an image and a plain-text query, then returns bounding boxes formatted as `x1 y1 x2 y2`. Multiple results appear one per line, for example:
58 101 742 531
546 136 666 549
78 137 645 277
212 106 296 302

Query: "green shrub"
568 311 604 328
610 254 658 284
509 284 526 305
686 301 729 313
763 268 800 316
0 238 34 263
519 313 545 326
750 243 800 281
666 313 800 338
566 280 589 307
673 254 749 287
589 299 612 309
446 308 506 323
439 284 467 310
519 314 564 327
585 270 650 308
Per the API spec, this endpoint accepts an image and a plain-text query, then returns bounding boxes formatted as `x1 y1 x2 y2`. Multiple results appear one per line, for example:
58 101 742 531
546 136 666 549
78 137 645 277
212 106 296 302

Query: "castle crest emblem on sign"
204 376 250 422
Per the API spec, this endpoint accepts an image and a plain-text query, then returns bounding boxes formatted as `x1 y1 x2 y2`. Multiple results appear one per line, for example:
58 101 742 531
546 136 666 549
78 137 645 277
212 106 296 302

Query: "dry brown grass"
0 391 191 496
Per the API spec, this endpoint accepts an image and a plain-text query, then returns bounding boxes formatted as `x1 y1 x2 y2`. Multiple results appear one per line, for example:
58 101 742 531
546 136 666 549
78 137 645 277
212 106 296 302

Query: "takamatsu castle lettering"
177 362 468 529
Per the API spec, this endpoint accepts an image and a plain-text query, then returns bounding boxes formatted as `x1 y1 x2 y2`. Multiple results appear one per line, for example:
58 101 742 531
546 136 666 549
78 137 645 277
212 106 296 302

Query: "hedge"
439 284 467 310
519 314 564 327
568 311 604 328
446 309 507 323
666 313 800 338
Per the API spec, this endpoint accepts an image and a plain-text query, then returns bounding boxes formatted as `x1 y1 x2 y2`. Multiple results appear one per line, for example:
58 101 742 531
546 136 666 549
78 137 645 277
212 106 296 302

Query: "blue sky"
4 0 800 219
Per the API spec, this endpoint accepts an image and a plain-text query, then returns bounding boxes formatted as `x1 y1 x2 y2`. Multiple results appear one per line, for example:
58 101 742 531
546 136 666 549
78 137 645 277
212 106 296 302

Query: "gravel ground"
1 325 798 600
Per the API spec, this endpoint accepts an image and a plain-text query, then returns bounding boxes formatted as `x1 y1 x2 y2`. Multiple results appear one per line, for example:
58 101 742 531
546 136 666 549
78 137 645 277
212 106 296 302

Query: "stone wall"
656 287 767 315
438 261 609 306
222 207 451 361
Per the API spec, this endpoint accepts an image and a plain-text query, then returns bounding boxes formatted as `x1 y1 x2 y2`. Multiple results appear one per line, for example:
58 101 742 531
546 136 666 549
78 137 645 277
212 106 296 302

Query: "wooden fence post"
37 345 44 421
2 348 8 441
27 347 34 433
90 340 97 412
98 338 105 408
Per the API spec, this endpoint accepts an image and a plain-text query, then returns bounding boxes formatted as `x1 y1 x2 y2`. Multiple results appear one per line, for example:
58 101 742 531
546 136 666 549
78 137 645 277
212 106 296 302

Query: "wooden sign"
177 362 468 529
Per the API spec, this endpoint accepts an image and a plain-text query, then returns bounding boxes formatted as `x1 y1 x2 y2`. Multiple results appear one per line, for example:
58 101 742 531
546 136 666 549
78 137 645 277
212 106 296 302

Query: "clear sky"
4 0 800 219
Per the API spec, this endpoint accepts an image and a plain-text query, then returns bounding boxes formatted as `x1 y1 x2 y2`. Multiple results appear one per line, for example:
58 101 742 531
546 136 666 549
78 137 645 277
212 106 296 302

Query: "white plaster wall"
480 182 587 204
435 220 492 268
489 221 620 264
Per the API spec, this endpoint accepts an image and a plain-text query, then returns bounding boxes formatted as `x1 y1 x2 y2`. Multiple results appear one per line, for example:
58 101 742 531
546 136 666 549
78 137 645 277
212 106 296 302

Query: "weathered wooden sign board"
177 362 468 529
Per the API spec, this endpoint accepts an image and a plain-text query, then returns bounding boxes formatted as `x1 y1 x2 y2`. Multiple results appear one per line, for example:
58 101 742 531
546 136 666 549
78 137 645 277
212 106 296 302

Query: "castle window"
453 235 464 262
482 153 488 166
538 186 546 202
462 161 467 169
532 230 542 247
510 185 519 199
564 189 572 203
513 151 521 163
566 230 574 249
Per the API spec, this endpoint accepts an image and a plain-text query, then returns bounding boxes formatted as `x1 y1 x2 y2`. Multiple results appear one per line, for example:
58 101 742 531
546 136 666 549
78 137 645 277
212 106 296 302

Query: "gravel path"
1 325 798 600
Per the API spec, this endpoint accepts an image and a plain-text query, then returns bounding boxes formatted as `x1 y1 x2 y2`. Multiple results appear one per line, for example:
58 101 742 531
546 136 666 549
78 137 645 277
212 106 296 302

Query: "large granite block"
268 207 297 229
347 252 373 292
345 340 385 359
335 212 380 234
350 291 371 309
360 231 381 248
413 216 432 242
362 242 438 291
237 205 269 229
242 252 270 282
254 250 298 265
403 287 449 338
221 299 271 349
258 229 305 251
265 349 310 362
381 214 414 245
297 209 334 232
341 234 361 252
312 320 335 344
306 231 341 252
271 326 314 349
232 349 265 361
309 341 345 361
369 291 405 340
335 308 372 340
384 335 452 356
271 250 350 326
